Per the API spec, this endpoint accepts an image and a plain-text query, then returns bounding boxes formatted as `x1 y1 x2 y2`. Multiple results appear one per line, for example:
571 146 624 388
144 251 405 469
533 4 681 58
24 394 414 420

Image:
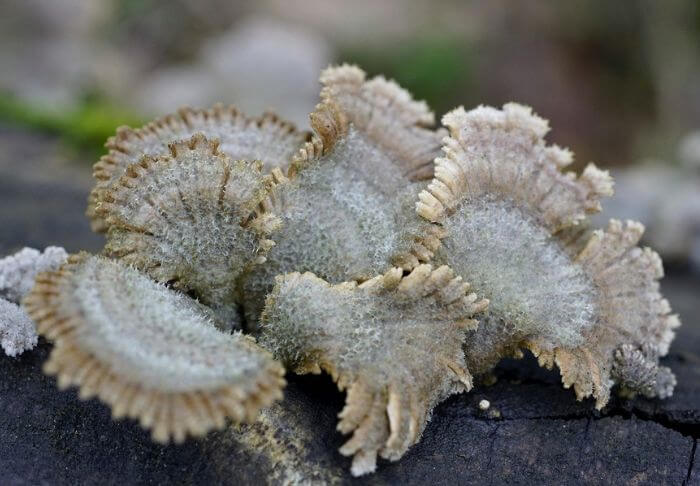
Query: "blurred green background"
0 0 698 164
1 0 699 262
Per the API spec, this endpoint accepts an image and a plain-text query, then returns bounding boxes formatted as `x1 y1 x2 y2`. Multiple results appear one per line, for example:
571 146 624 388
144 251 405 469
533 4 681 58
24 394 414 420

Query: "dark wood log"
1 126 697 485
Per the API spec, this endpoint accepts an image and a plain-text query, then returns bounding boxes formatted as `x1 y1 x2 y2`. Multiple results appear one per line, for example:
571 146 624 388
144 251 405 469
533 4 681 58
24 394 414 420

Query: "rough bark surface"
1 127 698 485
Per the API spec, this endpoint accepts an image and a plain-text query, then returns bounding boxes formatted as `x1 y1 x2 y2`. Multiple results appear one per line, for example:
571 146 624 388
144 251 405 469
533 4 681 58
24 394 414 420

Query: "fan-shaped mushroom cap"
414 104 677 408
417 103 613 229
23 253 285 443
89 104 309 232
295 63 446 181
261 264 487 476
99 133 279 329
527 220 680 408
241 66 445 328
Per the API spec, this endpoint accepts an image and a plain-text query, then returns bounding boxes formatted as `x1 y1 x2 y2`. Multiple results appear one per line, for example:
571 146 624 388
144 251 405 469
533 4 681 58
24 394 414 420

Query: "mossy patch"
0 93 144 157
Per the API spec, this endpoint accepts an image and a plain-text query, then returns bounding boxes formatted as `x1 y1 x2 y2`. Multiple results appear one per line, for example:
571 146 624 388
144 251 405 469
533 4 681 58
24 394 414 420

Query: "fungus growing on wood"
8 64 680 478
416 104 678 408
261 264 487 475
24 253 285 442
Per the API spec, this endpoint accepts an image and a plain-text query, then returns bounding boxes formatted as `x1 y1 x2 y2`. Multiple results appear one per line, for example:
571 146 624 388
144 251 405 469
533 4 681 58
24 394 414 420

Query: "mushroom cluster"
6 65 680 476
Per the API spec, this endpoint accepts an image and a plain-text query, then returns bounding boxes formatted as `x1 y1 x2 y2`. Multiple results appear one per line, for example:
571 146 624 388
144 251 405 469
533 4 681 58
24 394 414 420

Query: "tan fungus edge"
416 104 613 227
525 220 680 409
22 253 286 444
97 132 280 259
283 100 443 272
287 101 346 179
319 64 447 181
264 265 488 476
88 103 310 232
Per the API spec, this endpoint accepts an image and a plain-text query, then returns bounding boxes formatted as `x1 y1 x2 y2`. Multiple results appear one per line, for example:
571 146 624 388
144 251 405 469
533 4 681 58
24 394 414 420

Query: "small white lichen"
0 246 68 303
0 246 67 356
0 298 38 357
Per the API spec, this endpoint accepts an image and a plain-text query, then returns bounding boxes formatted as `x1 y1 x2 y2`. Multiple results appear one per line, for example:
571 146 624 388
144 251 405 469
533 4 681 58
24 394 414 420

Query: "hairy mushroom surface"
527 219 680 406
99 133 280 329
261 264 488 476
241 65 445 328
89 104 309 232
23 253 285 443
23 62 682 478
416 103 678 407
